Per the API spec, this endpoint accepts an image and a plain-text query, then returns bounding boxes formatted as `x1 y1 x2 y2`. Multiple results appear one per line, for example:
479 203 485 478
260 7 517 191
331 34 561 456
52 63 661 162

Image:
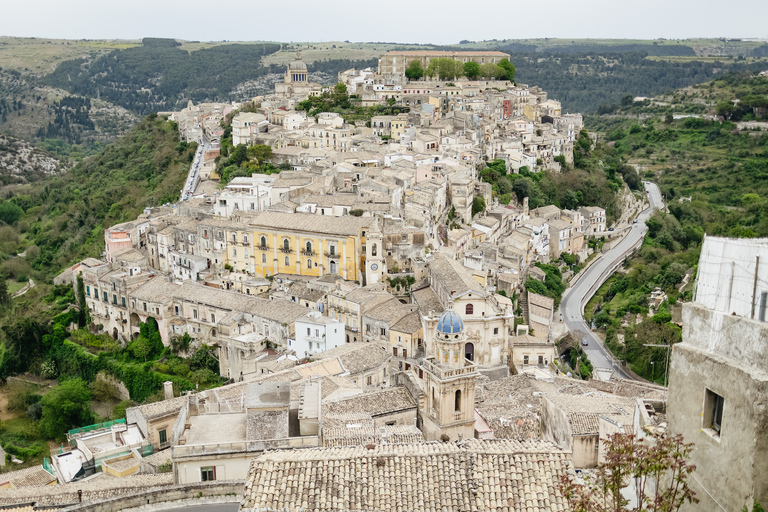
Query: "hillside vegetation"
585 72 768 383
0 114 191 284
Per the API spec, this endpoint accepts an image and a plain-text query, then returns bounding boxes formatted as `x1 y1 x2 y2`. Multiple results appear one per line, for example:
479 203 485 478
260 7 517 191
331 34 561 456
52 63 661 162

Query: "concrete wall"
540 396 573 453
176 457 251 485
57 481 243 512
572 435 599 469
668 343 768 510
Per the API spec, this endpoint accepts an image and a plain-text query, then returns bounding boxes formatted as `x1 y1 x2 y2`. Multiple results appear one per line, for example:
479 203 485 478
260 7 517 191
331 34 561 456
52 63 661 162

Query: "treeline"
499 51 768 113
35 96 94 143
43 42 281 115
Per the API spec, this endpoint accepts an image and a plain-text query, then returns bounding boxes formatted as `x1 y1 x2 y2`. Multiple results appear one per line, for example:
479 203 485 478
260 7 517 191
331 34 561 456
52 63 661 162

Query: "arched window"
432 387 437 411
260 236 266 248
283 239 290 251
455 390 462 412
306 241 312 253
285 256 289 266
261 254 266 263
465 304 474 315
307 259 312 269
372 243 377 256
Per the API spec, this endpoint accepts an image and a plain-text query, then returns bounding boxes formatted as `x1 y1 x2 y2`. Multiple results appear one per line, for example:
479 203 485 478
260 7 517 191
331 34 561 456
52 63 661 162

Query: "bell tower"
365 216 386 286
420 303 477 442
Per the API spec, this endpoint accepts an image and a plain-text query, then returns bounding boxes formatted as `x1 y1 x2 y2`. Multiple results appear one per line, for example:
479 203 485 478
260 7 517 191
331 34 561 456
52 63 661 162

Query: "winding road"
560 182 664 380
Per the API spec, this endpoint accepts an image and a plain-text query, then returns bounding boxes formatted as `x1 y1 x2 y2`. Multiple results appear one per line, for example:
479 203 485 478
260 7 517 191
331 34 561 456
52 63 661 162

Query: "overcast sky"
2 0 767 43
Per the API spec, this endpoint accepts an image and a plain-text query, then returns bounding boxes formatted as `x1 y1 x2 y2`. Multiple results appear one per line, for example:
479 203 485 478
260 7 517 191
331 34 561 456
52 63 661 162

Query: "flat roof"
183 413 247 445
245 381 291 410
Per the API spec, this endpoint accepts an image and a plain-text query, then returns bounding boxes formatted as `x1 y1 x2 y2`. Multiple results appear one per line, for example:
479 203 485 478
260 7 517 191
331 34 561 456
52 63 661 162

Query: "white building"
213 175 274 218
292 311 344 359
170 251 208 281
232 113 267 146
579 206 606 234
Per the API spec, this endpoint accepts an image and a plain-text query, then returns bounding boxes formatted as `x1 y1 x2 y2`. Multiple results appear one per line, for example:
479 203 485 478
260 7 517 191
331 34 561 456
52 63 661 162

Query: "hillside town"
0 50 764 512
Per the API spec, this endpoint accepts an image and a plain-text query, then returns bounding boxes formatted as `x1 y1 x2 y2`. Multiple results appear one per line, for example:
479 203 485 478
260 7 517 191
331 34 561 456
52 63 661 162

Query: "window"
243 235 248 244
231 234 236 243
122 297 126 307
159 429 167 444
210 313 215 323
193 309 198 320
307 327 311 336
371 244 377 256
262 254 266 263
366 324 371 333
393 347 398 356
285 256 290 266
86 285 90 296
306 241 312 253
175 306 179 315
329 245 336 256
705 389 725 436
315 329 320 337
465 304 474 315
260 236 267 247
113 294 117 305
201 466 216 482
307 259 312 269
283 239 290 251
493 327 499 335
367 376 372 386
103 291 108 302
455 390 462 412
233 248 237 258
143 302 147 312
380 327 386 336
523 355 529 365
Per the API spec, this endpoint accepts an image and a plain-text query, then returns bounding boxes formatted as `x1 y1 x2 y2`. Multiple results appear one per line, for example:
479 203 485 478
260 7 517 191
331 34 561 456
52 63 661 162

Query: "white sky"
2 0 767 44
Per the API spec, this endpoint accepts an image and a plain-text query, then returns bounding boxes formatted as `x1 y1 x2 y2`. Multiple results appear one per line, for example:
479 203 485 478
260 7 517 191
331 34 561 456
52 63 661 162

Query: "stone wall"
57 481 244 512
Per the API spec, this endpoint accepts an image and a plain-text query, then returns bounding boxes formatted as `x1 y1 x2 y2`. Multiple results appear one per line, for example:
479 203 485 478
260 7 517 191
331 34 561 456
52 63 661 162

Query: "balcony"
324 251 339 259
301 250 316 257
279 247 293 254
257 245 269 251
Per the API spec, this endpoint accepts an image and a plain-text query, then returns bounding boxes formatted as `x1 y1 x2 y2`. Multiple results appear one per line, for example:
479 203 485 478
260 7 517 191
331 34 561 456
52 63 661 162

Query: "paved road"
560 181 664 379
181 135 209 202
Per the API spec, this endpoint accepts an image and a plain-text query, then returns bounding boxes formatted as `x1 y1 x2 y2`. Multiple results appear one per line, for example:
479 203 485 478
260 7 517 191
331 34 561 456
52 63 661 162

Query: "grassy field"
0 37 140 74
6 280 26 295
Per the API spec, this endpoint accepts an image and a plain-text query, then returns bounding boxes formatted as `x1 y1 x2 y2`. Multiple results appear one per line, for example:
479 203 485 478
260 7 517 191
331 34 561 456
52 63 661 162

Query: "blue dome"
437 310 463 334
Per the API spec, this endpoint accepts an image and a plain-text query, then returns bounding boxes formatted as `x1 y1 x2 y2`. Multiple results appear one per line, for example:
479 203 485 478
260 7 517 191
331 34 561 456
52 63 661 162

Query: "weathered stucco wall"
668 304 768 511
540 396 573 452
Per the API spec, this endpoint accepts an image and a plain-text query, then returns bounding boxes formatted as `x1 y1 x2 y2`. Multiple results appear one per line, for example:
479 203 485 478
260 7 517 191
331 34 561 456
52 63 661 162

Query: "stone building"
274 52 323 100
667 236 768 511
419 307 477 442
378 50 511 77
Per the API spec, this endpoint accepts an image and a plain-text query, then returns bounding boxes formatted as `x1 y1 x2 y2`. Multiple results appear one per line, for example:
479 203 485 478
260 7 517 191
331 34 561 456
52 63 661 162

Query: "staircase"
518 291 530 325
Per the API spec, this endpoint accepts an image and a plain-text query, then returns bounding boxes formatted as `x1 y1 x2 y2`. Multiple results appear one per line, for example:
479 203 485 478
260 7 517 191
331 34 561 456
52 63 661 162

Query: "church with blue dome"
436 310 463 334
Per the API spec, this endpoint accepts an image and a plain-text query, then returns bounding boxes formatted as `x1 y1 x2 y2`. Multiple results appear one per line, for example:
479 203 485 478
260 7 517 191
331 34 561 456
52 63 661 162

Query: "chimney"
164 381 174 400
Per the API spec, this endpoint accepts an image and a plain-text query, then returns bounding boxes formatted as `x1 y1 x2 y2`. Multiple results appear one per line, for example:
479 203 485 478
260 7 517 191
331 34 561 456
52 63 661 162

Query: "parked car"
582 338 589 346
608 227 614 231
633 219 638 224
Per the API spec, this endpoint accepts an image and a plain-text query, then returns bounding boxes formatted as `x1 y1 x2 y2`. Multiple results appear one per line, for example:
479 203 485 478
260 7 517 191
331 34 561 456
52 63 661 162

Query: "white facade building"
292 311 344 359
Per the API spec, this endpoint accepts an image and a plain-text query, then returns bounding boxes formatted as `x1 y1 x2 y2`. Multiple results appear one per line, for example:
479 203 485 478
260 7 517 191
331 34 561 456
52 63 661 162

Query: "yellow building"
230 212 374 281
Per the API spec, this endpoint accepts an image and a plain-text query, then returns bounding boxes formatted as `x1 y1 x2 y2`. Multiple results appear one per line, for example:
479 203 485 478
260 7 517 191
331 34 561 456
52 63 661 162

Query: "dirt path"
12 278 35 298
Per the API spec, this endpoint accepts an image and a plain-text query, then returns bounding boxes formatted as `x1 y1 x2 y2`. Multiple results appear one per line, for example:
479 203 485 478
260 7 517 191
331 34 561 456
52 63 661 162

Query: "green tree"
560 433 698 512
39 378 94 438
498 58 516 81
0 278 9 311
405 59 424 81
246 144 272 163
472 196 486 217
463 61 480 79
0 201 23 225
76 273 90 328
425 59 438 79
437 58 454 80
480 63 498 80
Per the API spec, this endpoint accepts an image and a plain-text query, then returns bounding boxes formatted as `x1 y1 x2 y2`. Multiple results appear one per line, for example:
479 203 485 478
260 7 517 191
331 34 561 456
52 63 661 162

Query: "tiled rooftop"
323 387 416 418
0 465 56 488
241 439 572 512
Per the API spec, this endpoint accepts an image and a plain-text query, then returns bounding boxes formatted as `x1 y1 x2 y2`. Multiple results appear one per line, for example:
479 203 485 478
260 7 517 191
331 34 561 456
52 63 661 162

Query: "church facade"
275 52 323 100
